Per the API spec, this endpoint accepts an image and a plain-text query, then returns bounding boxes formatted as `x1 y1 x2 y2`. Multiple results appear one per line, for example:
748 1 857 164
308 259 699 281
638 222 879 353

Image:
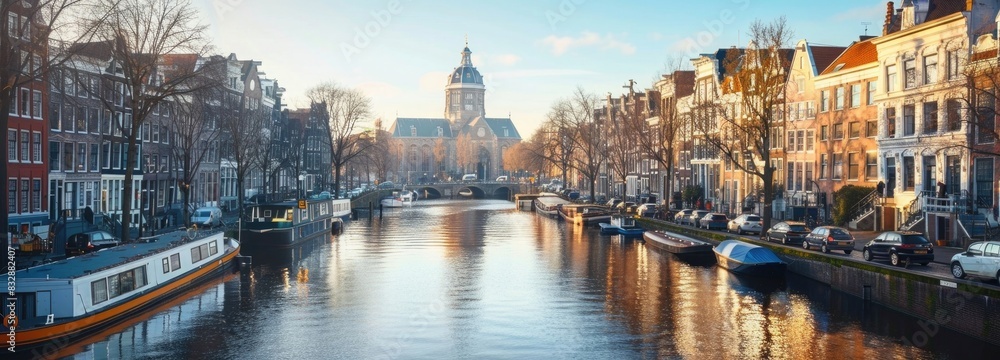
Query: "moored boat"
642 230 714 254
599 215 644 236
10 232 239 350
241 198 348 248
534 196 570 217
713 239 787 276
560 204 612 225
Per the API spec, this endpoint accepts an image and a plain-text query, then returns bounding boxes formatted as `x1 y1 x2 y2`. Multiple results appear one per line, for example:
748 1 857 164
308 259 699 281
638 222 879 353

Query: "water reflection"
45 199 999 359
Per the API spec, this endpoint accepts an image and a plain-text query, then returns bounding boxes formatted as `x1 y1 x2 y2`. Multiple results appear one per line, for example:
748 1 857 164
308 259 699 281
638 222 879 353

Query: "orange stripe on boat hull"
14 249 240 348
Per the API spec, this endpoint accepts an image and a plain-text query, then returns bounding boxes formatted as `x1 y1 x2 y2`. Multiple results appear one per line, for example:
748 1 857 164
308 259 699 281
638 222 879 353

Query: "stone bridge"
350 182 527 209
411 182 526 200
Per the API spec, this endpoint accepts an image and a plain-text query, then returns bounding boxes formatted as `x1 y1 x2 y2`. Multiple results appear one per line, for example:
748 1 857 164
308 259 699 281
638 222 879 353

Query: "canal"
46 200 997 359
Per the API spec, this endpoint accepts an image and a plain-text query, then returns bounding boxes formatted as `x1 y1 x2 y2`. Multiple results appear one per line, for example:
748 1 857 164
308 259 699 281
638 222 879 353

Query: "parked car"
462 174 478 182
635 203 658 218
674 209 694 224
699 213 729 230
765 221 811 245
802 226 855 254
378 181 395 189
682 210 709 226
605 198 623 208
727 214 762 235
950 241 1000 281
65 230 121 256
615 201 638 214
862 231 935 266
190 207 224 228
495 175 508 182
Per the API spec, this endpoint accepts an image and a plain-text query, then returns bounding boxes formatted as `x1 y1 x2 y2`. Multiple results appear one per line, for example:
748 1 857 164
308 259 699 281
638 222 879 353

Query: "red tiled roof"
810 46 848 74
820 40 877 75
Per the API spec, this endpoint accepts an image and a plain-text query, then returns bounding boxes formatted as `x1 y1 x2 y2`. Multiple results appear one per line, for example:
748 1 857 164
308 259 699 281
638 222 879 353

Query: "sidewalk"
851 231 963 265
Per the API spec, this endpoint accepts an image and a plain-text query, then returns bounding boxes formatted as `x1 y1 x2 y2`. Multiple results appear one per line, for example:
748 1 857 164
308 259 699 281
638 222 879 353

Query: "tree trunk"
121 136 139 242
762 165 774 231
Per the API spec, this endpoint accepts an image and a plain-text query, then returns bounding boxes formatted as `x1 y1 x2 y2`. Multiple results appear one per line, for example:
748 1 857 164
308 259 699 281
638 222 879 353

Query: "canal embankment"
638 218 1000 346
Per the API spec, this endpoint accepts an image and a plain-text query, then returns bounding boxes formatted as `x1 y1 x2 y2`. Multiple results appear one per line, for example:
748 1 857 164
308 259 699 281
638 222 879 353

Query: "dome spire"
461 37 472 66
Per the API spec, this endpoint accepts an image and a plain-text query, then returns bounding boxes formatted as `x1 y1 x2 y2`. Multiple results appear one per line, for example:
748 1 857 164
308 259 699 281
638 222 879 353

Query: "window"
947 50 960 80
76 106 86 133
92 279 109 305
820 90 829 112
6 179 14 213
7 87 14 115
796 130 804 152
835 87 844 110
976 158 994 207
152 124 160 142
806 130 814 151
864 120 876 138
49 102 60 130
20 88 29 116
191 246 202 263
20 179 27 212
887 64 897 92
849 122 860 138
89 144 98 171
833 123 843 140
31 132 40 162
77 142 86 171
866 152 878 179
833 154 843 179
850 84 860 108
904 58 916 88
946 99 961 131
162 257 170 273
820 154 829 179
32 179 40 212
787 162 795 190
62 104 74 132
89 107 99 133
7 130 15 161
904 156 915 191
923 54 937 84
31 90 41 118
787 131 795 152
903 104 915 136
62 142 72 172
49 142 59 171
820 125 828 140
867 81 876 105
7 12 17 38
19 131 28 162
848 153 860 180
923 102 938 134
170 253 181 271
977 91 995 144
886 107 897 138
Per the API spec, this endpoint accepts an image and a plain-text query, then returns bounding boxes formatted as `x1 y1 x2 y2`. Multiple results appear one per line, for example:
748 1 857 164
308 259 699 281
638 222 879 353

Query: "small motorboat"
599 215 644 236
458 188 473 197
642 230 713 255
713 239 786 276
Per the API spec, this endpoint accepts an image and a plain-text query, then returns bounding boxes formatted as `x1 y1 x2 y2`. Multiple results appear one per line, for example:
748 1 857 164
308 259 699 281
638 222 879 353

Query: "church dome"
449 46 483 85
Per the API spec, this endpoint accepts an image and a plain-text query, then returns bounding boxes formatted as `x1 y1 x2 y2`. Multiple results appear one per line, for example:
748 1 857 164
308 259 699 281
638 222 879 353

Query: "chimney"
883 2 898 35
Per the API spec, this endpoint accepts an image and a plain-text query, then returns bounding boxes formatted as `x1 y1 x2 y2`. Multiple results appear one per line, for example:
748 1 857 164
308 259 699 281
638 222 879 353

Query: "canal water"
43 200 997 359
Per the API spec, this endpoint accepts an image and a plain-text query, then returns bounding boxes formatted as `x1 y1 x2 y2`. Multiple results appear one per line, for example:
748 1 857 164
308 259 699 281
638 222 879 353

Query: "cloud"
538 31 636 56
493 54 521 66
648 32 663 42
833 4 885 22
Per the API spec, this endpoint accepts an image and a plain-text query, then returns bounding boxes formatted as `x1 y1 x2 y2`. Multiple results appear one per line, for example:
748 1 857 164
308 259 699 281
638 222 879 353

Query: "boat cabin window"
170 253 181 271
92 266 147 305
92 279 109 304
209 240 218 256
263 209 272 218
162 257 170 273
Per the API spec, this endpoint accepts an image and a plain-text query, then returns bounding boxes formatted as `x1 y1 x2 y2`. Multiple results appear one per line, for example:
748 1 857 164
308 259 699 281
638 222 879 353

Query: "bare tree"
691 17 793 229
218 74 270 217
606 82 647 201
83 0 212 241
636 61 693 207
550 88 603 201
307 82 373 195
1 0 98 247
169 77 222 226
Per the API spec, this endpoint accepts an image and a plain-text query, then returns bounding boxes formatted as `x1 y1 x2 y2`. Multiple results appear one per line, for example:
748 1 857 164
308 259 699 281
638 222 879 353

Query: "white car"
950 241 1000 282
727 214 763 235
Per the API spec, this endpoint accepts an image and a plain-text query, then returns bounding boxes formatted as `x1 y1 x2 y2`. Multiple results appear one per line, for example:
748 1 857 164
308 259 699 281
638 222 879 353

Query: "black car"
802 226 855 254
862 231 935 266
765 221 811 245
65 230 121 256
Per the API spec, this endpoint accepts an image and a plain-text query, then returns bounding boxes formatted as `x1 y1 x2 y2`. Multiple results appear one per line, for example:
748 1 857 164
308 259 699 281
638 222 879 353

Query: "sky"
192 0 889 139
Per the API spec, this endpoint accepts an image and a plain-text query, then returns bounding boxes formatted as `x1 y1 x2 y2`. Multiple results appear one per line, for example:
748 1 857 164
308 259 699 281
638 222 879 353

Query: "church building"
389 44 521 183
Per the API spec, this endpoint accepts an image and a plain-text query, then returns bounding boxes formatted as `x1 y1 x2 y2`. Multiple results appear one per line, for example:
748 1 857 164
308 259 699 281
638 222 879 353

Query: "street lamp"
298 174 305 200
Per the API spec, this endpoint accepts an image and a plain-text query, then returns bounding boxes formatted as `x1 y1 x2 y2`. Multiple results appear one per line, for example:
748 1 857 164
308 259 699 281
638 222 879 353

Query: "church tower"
444 42 486 131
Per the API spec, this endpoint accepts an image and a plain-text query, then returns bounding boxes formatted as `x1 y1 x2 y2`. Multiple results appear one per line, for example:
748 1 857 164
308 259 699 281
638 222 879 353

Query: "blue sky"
194 0 888 138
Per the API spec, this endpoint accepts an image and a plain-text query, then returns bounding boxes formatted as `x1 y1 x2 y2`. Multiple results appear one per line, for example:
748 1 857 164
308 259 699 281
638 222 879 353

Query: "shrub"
831 185 875 225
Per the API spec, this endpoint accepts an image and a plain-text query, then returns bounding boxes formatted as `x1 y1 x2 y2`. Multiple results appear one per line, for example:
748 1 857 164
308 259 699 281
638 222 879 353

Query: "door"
885 157 896 197
923 156 936 193
36 291 51 317
946 156 960 195
975 158 994 209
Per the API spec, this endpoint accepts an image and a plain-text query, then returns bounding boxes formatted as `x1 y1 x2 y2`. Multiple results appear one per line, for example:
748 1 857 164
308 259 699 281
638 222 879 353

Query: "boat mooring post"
379 203 383 219
368 202 373 220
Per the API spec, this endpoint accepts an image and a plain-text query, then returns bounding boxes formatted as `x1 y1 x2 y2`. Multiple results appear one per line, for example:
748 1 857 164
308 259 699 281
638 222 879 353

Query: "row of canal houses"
605 1 1000 246
6 2 325 238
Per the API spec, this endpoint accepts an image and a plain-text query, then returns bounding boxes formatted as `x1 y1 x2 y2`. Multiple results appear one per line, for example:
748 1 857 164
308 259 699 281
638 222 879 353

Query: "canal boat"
599 215 645 236
713 239 786 276
10 232 240 350
642 230 714 255
458 188 474 197
381 191 414 208
559 204 612 225
534 196 569 217
242 198 349 248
